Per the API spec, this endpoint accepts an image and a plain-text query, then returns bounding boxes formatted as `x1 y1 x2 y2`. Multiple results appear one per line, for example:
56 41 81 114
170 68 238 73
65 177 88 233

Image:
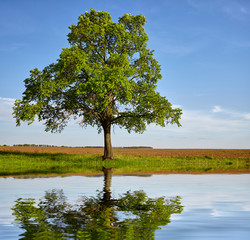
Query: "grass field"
0 147 249 177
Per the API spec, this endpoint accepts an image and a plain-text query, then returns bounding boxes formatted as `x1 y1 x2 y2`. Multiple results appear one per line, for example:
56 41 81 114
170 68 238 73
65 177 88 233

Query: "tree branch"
111 111 151 123
93 44 106 64
54 112 75 128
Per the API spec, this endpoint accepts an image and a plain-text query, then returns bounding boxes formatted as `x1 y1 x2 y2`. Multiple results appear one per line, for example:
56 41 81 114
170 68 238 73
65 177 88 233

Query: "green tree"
13 9 182 159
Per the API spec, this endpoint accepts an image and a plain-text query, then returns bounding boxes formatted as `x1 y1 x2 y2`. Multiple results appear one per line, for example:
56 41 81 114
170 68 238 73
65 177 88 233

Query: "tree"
13 9 182 159
12 168 183 239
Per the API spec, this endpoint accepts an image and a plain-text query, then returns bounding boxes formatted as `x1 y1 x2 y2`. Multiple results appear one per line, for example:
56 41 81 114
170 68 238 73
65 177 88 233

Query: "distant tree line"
2 144 152 149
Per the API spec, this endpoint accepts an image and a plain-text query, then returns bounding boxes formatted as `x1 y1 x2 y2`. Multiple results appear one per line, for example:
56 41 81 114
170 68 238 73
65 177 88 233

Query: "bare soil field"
1 146 250 158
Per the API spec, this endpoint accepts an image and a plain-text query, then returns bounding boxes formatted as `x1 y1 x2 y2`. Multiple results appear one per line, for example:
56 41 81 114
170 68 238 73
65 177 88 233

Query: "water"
0 173 250 239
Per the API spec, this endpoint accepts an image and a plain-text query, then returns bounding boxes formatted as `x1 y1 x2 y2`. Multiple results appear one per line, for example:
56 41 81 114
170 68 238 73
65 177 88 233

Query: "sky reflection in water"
0 173 250 239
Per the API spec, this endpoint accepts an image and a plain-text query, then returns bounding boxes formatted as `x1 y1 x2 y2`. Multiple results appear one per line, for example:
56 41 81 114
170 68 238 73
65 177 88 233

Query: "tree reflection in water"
12 167 183 239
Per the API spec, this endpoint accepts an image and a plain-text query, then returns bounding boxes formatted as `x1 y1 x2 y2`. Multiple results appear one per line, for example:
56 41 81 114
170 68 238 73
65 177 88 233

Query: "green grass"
0 151 249 176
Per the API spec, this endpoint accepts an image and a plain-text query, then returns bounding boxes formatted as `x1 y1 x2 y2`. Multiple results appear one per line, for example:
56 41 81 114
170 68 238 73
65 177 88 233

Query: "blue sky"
0 0 249 148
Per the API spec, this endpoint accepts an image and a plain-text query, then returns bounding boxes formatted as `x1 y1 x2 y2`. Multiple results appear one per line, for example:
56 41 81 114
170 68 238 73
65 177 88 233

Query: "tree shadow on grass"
0 150 66 158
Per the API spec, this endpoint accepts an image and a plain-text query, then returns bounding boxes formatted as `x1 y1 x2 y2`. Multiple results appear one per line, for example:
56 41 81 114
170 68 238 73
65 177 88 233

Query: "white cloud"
242 204 250 211
180 109 249 133
212 105 250 122
243 113 250 120
1 96 250 148
0 97 79 126
150 106 250 136
0 97 15 105
0 97 15 121
172 104 183 109
212 105 223 113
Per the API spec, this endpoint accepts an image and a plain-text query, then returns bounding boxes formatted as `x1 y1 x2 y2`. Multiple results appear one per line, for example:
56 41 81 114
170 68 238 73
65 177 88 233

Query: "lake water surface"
1 173 250 239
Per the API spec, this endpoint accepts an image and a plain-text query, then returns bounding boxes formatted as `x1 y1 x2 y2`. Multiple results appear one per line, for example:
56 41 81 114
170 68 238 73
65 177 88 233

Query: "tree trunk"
103 122 114 160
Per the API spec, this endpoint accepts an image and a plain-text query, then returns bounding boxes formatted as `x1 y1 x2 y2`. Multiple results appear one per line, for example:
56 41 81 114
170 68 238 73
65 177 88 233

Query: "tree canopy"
13 9 182 159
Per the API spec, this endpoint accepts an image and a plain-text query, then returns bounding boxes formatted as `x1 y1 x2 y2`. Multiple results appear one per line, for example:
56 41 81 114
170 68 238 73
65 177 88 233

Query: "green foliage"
12 189 183 239
13 9 182 137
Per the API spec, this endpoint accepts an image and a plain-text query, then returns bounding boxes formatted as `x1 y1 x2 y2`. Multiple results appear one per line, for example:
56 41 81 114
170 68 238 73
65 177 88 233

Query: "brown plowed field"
1 146 250 158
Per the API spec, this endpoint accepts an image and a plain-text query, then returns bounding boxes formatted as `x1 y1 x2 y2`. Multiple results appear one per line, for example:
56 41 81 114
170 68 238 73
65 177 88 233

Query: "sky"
0 0 249 148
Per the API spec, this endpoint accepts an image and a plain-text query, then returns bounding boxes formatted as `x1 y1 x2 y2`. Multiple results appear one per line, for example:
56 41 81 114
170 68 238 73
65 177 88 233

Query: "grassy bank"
0 151 249 177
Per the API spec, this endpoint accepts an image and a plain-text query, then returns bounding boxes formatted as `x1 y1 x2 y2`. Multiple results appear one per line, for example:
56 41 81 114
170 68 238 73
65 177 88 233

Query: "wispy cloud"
180 109 249 133
222 2 250 19
186 0 210 9
151 105 250 135
0 43 26 52
152 35 207 57
0 97 15 121
243 113 250 120
1 96 250 148
160 42 198 56
212 106 223 113
212 105 250 121
0 97 83 126
0 97 15 104
149 25 209 57
230 40 250 48
187 0 250 20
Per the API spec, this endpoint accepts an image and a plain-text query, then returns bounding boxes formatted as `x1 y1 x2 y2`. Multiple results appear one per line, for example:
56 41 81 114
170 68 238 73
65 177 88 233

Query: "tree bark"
103 122 114 160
